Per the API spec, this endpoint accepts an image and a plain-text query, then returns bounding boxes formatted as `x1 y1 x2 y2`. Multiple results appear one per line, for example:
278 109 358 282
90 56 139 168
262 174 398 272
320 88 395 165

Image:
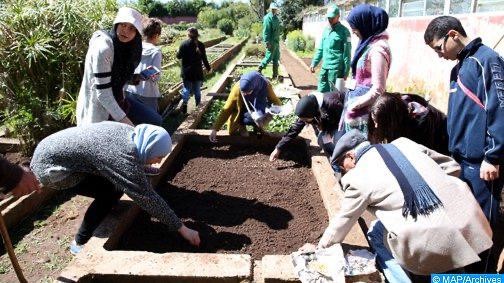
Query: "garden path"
280 44 317 95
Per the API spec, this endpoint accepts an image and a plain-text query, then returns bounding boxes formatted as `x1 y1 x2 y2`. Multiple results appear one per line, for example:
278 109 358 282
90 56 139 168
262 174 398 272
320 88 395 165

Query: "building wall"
302 12 504 110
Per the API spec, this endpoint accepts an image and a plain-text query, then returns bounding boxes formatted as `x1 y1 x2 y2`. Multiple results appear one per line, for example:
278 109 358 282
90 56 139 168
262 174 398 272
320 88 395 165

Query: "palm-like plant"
0 0 117 154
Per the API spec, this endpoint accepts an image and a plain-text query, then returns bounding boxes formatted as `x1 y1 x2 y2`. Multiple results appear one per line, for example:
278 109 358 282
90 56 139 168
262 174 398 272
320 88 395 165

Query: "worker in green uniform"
258 3 282 79
310 5 351 92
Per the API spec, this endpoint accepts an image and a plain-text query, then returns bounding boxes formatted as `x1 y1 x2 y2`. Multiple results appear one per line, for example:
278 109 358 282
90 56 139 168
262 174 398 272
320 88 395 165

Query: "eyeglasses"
433 34 449 52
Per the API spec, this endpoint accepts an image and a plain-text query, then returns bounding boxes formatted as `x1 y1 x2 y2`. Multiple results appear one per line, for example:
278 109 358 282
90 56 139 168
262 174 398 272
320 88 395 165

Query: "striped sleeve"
90 34 126 121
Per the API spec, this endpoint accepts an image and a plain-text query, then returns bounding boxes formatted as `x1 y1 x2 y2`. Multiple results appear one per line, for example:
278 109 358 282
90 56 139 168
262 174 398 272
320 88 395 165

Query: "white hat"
113 7 143 35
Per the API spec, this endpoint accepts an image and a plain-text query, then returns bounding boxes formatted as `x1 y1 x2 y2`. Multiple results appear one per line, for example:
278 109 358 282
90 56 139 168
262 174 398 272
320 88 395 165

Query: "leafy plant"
0 0 117 154
245 44 266 57
217 18 234 36
0 260 10 274
265 113 297 133
251 22 263 38
198 98 226 129
286 30 306 52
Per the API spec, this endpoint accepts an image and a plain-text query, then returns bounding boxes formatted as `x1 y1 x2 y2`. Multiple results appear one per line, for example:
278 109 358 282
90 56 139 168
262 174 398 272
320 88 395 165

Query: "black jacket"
0 156 22 194
276 91 344 150
176 39 211 81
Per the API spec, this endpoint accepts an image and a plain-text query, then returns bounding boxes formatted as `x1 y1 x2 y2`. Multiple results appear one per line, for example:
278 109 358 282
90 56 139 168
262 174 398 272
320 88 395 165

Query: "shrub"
0 0 117 154
305 35 315 52
217 18 234 36
244 44 266 57
251 22 262 38
286 30 306 52
197 7 222 28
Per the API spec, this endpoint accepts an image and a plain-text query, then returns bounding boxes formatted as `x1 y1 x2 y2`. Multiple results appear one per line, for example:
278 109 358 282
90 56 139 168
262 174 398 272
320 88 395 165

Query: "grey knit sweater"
30 121 182 231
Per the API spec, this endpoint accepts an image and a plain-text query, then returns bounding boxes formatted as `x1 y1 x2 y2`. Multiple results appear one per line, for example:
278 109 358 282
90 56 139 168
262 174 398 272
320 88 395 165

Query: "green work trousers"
318 68 344 92
260 43 280 68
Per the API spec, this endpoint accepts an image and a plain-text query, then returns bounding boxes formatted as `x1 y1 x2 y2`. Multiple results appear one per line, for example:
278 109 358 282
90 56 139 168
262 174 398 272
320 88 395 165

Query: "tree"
136 0 155 14
280 0 323 35
197 7 222 27
249 0 269 20
217 18 234 35
149 1 169 17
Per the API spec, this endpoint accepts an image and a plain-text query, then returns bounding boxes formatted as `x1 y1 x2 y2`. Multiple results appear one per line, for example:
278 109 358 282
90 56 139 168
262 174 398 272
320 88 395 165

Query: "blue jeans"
367 221 412 283
125 92 162 126
182 80 202 105
317 129 345 173
457 159 504 271
130 93 158 112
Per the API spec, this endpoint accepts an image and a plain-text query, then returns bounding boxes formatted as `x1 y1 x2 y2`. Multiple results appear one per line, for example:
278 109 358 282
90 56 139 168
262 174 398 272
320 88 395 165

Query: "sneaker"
144 165 161 176
70 240 84 255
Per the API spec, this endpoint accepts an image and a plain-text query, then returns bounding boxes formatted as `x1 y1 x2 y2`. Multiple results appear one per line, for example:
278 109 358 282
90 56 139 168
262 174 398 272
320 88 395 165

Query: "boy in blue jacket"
424 16 504 272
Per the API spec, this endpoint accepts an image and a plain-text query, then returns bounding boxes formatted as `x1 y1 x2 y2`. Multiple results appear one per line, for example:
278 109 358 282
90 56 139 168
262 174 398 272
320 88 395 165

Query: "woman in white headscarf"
76 7 162 126
30 121 199 255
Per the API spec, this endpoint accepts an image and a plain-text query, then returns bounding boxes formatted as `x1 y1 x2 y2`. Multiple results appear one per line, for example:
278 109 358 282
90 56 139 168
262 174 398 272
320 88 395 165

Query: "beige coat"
319 137 492 275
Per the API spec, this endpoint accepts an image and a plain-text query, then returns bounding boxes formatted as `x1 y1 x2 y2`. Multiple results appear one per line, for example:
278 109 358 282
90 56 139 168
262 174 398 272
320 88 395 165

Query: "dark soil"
0 190 93 282
117 144 328 259
1 152 30 167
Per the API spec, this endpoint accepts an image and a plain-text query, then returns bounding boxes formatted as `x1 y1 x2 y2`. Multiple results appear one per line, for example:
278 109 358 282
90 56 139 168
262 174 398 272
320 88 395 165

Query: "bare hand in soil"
11 168 41 198
298 243 316 253
209 130 218 143
179 225 200 247
120 116 134 127
269 148 281 161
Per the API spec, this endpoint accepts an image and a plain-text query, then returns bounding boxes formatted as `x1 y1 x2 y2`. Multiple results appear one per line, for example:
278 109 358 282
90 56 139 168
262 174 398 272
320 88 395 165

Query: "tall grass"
0 0 117 154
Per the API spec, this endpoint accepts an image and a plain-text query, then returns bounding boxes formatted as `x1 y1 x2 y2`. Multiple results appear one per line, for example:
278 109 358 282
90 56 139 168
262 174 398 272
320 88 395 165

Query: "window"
426 0 444 15
476 0 504 12
402 0 425 16
389 0 400 17
450 0 472 14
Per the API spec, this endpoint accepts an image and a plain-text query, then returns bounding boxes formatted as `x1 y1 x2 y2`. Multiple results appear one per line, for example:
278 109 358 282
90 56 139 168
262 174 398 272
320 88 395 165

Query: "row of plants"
159 26 225 67
198 97 296 134
0 0 118 154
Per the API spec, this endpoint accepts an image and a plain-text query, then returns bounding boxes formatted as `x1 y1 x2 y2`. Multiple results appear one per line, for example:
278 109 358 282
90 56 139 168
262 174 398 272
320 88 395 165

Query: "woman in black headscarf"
269 91 344 171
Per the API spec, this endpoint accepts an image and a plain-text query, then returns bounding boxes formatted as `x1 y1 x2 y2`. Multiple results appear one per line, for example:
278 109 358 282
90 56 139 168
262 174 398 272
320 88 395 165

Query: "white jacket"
127 42 162 98
76 31 127 126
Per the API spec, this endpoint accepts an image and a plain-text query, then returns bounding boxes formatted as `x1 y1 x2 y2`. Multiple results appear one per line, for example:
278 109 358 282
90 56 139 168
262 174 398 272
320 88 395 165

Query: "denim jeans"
317 129 345 173
130 93 159 112
457 159 504 272
367 221 412 283
182 80 202 105
125 92 162 126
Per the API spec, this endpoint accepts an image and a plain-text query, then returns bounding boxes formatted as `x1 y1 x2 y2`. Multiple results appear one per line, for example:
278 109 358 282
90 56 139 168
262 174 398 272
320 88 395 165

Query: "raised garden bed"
116 142 326 260
58 130 352 283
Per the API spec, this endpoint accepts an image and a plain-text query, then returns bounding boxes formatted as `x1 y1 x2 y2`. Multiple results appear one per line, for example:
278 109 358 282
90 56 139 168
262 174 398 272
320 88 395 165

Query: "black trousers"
73 175 123 245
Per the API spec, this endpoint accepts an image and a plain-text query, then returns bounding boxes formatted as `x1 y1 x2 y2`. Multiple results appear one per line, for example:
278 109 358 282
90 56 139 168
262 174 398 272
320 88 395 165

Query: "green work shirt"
262 12 281 44
311 23 351 76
